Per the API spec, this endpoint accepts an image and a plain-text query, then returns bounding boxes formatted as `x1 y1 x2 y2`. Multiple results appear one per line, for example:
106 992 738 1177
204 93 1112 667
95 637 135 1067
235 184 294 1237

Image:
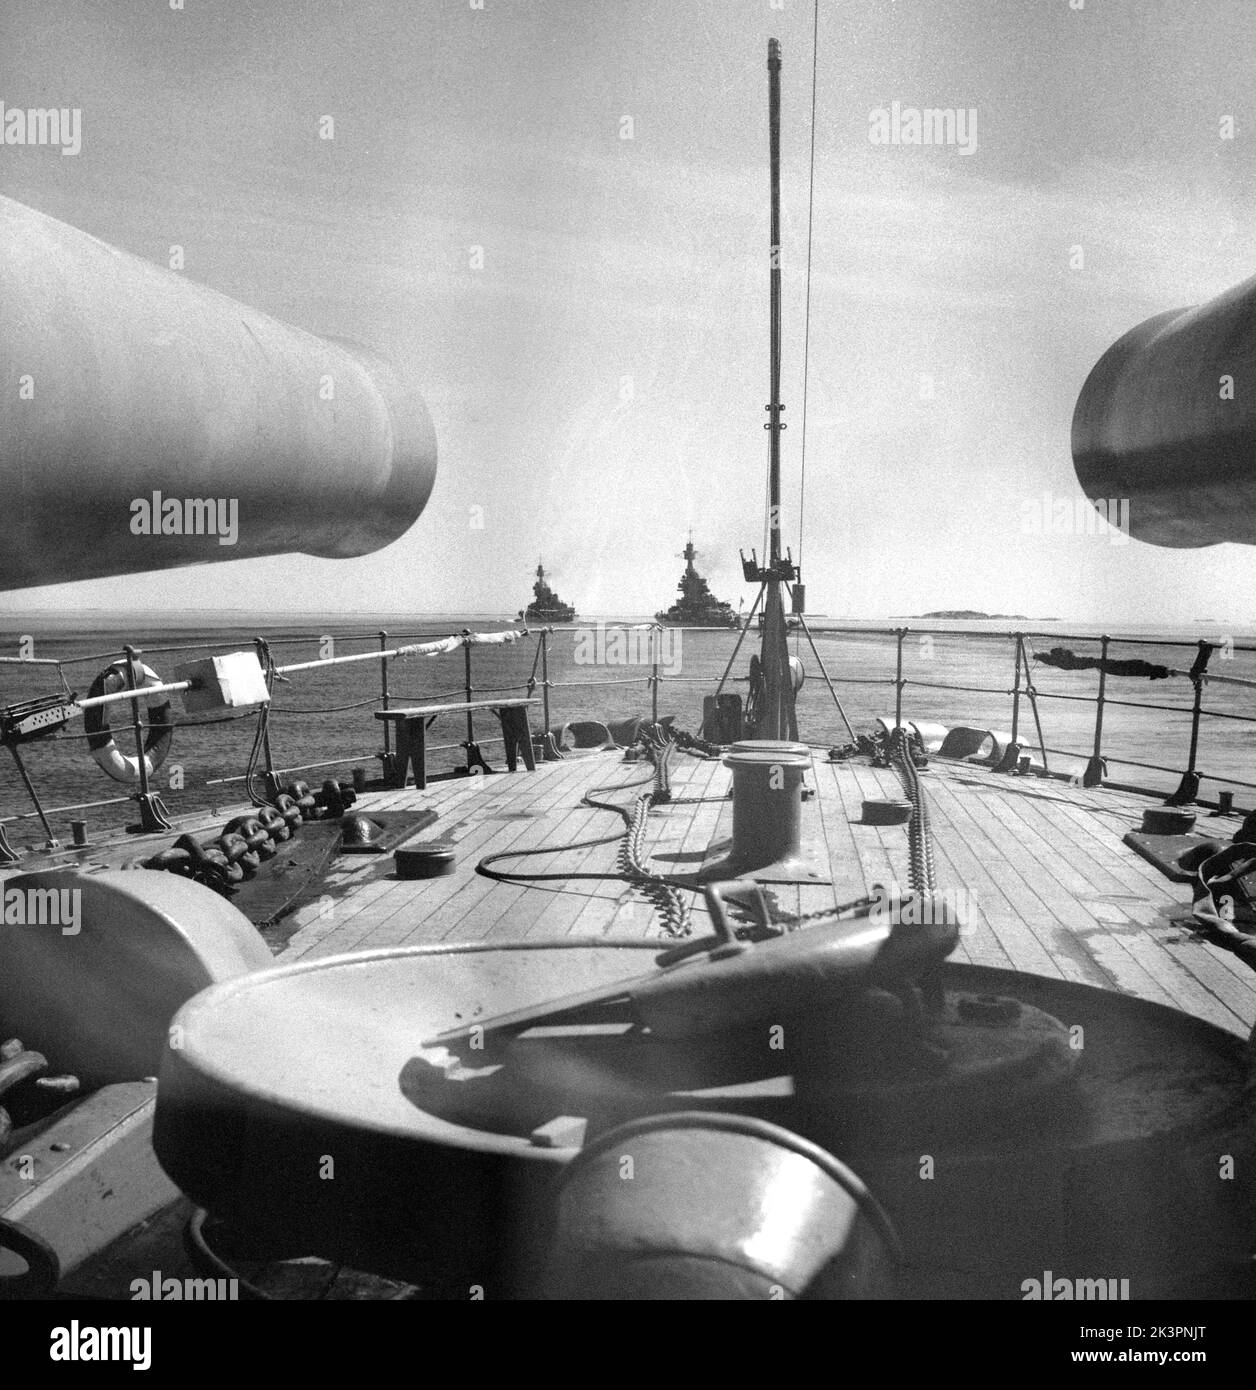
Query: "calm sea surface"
3 613 1256 845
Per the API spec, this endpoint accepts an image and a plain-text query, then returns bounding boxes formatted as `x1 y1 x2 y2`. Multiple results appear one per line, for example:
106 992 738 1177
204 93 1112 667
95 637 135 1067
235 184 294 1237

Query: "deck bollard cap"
724 739 811 770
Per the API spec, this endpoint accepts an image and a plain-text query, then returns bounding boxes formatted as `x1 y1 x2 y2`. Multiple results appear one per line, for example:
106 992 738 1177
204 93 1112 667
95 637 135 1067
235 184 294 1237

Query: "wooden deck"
7 748 1255 1036
279 748 1256 1036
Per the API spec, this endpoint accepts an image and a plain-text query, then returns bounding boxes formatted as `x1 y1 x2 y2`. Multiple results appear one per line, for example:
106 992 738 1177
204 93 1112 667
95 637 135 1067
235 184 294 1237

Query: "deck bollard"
723 739 812 874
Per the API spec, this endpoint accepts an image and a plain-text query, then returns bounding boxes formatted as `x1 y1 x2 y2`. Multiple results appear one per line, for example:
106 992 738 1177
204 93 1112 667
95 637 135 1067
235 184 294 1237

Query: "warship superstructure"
654 536 739 627
520 562 576 625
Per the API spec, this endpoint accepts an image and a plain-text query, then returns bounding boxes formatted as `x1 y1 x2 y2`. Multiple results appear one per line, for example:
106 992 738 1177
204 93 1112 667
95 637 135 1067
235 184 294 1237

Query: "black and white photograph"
1 0 1254 1358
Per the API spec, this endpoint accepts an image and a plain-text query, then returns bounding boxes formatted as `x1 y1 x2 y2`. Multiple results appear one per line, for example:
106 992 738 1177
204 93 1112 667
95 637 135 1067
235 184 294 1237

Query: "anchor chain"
731 889 885 934
889 727 937 895
476 740 695 940
756 728 939 935
619 743 694 939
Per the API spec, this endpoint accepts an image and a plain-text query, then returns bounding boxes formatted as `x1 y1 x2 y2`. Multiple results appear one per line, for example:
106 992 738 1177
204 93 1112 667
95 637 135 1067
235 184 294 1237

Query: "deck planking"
4 743 1255 1036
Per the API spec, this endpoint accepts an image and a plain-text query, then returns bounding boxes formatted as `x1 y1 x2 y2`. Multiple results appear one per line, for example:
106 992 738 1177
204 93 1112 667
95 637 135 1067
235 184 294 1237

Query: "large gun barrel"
1072 272 1256 548
0 196 436 590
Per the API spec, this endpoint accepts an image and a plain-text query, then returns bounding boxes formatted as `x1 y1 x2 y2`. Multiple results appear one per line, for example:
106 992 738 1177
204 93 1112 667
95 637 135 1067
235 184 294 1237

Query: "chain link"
889 727 937 894
619 742 694 938
767 730 938 933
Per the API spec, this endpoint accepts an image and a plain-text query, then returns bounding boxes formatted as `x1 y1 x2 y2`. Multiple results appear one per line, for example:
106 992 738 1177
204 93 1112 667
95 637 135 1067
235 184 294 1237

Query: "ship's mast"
741 36 798 741
767 39 784 575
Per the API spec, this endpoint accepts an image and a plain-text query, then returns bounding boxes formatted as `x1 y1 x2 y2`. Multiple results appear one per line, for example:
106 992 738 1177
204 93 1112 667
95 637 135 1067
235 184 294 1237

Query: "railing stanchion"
894 628 906 729
1186 669 1203 779
1085 635 1109 787
1010 634 1023 746
254 636 279 797
541 630 551 734
460 629 480 774
533 627 563 761
379 629 392 785
651 625 660 727
124 645 147 799
379 630 391 751
1167 639 1212 805
123 643 173 831
5 743 58 850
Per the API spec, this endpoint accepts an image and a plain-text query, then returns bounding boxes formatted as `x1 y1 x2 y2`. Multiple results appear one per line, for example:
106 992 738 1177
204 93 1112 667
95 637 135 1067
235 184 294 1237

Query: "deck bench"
374 698 538 789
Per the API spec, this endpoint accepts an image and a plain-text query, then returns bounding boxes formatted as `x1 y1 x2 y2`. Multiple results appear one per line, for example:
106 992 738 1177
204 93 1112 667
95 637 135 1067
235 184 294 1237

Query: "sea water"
1 613 1254 844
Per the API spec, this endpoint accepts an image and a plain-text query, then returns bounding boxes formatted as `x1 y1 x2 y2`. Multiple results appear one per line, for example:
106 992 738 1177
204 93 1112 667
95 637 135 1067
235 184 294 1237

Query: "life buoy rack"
83 660 175 783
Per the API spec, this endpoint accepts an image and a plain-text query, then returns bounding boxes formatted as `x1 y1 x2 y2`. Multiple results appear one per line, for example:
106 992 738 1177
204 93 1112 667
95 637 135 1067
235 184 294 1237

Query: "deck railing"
789 625 1254 808
2 620 1252 854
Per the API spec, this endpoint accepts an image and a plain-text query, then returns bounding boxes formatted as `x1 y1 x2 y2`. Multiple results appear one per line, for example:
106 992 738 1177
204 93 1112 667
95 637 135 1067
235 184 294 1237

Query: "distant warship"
520 561 576 623
655 536 739 627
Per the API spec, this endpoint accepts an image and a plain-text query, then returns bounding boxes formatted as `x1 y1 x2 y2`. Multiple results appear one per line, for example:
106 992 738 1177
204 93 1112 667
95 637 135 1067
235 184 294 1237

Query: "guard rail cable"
11 621 1256 852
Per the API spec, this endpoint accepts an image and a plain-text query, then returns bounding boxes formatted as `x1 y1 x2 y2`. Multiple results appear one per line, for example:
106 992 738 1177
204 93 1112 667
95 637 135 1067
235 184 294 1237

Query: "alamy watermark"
130 492 239 546
573 624 682 675
1022 1270 1130 1301
49 1323 150 1370
0 103 81 156
2 885 80 935
1021 492 1129 546
868 881 971 929
131 1270 239 1301
869 102 977 156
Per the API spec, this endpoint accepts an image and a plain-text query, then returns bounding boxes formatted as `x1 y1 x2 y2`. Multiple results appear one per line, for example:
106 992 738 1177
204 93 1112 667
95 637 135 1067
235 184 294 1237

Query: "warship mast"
741 36 799 740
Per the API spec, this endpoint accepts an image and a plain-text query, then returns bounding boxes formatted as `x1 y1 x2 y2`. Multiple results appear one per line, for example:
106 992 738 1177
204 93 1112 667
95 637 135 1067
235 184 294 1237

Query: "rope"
270 695 379 715
171 711 258 728
388 689 471 703
546 677 648 688
25 706 258 744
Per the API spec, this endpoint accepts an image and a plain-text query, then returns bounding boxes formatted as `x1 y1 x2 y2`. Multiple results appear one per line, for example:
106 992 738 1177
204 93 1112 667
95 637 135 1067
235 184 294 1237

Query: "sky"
4 0 1256 623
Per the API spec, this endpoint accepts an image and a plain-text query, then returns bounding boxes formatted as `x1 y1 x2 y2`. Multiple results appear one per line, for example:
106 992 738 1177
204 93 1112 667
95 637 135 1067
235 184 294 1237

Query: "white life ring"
83 661 175 783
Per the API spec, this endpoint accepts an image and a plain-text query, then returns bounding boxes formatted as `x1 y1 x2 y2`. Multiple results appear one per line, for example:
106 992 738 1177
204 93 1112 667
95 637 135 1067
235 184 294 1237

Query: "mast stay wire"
795 0 819 657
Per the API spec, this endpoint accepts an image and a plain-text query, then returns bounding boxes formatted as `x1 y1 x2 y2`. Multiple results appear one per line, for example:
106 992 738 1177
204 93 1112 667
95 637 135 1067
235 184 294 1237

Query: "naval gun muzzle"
1073 270 1256 548
0 195 437 589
